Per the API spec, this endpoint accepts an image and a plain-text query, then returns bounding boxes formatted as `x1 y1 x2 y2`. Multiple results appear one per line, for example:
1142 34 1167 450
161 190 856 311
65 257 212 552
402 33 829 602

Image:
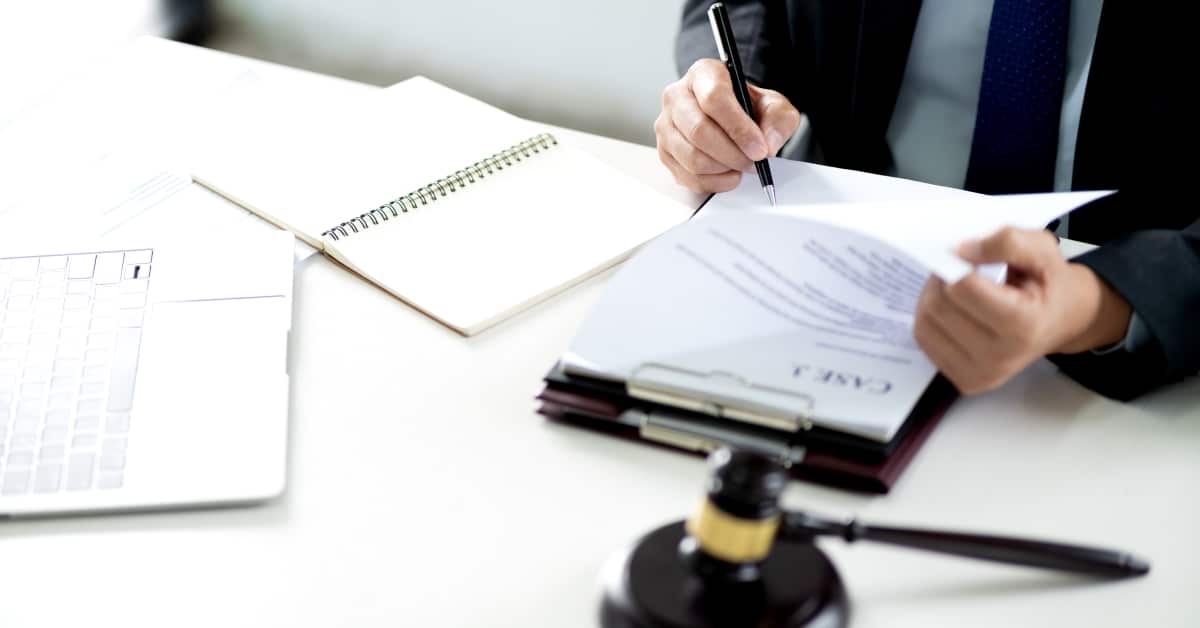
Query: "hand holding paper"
913 227 1134 395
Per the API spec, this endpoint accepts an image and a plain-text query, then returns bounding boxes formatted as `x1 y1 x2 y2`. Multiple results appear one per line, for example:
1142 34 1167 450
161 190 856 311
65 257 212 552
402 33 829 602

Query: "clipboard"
543 362 953 464
628 362 815 433
537 362 957 493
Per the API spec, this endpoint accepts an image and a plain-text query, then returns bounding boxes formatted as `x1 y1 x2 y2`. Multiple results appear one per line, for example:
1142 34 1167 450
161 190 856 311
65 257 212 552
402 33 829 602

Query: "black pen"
707 2 776 205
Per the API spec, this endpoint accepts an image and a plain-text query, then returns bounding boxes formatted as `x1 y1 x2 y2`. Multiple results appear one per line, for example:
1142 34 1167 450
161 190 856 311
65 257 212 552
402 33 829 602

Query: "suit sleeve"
676 0 793 90
1049 220 1200 401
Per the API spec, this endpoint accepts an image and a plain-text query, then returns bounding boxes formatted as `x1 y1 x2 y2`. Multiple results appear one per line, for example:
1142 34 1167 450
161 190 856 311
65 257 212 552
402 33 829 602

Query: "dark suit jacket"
677 0 1199 400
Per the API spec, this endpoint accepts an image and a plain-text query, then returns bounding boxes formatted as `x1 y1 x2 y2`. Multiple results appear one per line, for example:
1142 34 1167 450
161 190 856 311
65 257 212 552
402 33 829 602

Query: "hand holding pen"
654 3 800 198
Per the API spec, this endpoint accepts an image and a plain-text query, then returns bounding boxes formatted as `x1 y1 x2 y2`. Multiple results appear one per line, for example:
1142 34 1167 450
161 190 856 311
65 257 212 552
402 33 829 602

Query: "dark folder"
537 363 956 494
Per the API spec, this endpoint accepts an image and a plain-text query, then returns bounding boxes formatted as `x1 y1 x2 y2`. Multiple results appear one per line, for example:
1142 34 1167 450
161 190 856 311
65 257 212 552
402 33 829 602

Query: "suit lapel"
851 0 924 136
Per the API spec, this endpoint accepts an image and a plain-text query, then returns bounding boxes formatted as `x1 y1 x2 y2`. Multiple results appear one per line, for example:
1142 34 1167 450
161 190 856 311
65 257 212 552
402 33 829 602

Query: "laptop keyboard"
0 249 152 496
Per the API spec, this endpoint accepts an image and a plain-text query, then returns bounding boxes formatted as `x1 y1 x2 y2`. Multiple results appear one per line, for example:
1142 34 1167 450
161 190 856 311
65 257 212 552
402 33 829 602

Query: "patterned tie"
964 0 1071 194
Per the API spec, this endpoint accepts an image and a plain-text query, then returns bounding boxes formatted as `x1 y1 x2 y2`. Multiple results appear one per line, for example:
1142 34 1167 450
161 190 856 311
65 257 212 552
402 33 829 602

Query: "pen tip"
765 185 777 206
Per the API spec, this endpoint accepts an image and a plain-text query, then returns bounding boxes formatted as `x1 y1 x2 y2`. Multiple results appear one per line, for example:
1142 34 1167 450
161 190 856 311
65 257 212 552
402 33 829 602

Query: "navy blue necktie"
964 0 1071 194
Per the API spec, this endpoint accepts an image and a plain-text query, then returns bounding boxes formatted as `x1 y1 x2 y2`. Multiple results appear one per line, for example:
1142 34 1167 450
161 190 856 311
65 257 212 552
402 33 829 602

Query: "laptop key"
99 453 125 471
34 464 62 493
93 253 124 285
107 328 142 412
67 255 96 280
66 453 95 491
65 466 93 491
39 256 68 271
66 280 91 295
124 250 152 264
105 413 131 435
6 451 34 467
72 434 99 449
11 258 39 279
39 444 66 460
42 427 68 445
2 470 31 495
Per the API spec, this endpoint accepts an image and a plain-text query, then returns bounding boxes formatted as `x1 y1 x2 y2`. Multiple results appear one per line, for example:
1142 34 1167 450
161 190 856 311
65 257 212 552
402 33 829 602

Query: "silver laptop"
0 231 294 517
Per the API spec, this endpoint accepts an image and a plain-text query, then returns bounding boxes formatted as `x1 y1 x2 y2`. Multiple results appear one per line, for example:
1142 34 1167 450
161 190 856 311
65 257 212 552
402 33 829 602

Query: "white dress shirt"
883 0 1146 352
886 0 1104 193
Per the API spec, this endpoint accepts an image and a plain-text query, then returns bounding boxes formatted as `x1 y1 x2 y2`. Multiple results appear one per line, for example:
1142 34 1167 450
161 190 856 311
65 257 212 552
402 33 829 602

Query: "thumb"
957 227 1060 273
750 86 801 155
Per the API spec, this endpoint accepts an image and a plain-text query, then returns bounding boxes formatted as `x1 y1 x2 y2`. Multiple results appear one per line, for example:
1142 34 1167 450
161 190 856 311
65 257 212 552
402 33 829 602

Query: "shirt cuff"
1091 312 1152 356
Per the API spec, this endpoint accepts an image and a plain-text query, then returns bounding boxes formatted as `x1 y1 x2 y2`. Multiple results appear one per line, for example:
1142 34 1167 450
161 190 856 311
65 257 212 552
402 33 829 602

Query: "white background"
210 0 689 145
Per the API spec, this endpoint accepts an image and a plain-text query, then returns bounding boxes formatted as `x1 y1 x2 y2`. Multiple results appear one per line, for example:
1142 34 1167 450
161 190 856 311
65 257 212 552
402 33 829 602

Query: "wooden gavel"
601 448 1148 628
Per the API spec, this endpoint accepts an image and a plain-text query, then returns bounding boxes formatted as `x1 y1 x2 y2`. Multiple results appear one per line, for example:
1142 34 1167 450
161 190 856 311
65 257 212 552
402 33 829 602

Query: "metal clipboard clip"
627 362 815 433
629 409 807 468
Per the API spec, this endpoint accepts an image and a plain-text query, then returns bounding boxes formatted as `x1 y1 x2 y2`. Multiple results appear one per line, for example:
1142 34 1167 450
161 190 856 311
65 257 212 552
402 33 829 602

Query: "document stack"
538 161 1108 492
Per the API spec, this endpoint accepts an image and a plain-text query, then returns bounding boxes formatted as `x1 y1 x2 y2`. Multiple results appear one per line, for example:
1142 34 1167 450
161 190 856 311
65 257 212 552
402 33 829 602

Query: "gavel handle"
780 511 1149 578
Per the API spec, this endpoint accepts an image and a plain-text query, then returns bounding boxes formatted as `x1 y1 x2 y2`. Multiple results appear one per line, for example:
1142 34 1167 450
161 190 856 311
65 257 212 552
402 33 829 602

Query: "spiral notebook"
193 76 686 335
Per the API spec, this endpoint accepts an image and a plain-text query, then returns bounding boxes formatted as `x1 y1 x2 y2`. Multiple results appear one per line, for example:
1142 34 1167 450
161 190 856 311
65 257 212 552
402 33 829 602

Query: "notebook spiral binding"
321 132 559 241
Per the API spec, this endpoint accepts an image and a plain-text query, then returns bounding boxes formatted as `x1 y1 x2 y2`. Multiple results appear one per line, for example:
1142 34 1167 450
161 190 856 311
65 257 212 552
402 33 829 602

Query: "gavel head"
599 448 848 628
679 449 789 583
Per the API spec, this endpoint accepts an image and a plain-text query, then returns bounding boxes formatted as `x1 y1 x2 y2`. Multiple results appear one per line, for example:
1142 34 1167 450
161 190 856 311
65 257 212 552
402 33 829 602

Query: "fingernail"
958 239 982 260
745 141 767 161
766 129 785 155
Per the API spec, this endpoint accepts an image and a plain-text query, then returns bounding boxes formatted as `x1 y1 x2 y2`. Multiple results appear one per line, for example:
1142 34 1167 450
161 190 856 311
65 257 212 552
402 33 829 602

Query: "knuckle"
682 115 715 145
679 144 704 171
727 122 757 146
782 106 802 131
998 227 1021 249
661 80 684 107
695 83 724 112
691 58 721 75
712 173 741 192
674 172 701 192
653 113 668 137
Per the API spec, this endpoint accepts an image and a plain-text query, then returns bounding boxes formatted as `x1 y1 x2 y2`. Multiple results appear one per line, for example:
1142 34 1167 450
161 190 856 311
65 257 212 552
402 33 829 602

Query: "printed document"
566 162 1109 441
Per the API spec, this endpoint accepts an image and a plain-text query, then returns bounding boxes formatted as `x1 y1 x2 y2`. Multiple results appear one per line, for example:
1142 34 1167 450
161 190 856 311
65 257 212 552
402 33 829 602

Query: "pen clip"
707 4 730 63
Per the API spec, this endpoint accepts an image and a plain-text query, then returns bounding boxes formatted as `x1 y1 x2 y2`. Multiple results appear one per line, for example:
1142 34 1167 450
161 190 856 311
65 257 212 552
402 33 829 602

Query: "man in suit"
659 0 1198 401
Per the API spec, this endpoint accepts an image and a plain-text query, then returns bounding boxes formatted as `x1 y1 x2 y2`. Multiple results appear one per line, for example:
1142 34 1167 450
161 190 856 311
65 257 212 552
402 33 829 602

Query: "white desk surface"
1 41 1198 628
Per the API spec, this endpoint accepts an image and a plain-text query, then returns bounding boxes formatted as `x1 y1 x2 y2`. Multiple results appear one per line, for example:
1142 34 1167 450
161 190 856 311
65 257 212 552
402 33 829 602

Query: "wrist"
1054 263 1133 354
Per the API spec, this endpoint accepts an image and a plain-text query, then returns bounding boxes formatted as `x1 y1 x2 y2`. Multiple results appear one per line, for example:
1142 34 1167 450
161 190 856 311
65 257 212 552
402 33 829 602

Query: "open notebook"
193 77 686 335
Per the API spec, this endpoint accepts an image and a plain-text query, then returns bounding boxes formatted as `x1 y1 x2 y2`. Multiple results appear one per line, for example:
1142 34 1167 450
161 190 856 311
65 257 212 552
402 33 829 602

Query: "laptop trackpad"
143 297 286 376
134 297 288 425
128 297 288 482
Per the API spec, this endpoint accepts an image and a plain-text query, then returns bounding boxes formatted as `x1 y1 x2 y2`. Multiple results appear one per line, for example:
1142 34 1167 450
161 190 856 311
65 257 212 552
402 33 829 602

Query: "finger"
658 145 741 193
943 272 1030 336
669 92 755 172
919 277 999 344
912 312 977 392
914 314 1006 395
749 86 802 155
957 227 1061 272
688 63 768 162
915 281 979 363
657 115 739 176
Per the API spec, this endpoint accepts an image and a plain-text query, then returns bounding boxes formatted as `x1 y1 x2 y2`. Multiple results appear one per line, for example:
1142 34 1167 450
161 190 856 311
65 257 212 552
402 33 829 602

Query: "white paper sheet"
566 159 1112 441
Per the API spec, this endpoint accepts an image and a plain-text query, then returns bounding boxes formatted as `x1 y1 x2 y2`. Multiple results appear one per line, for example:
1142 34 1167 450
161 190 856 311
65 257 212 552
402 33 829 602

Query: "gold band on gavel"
685 498 780 563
